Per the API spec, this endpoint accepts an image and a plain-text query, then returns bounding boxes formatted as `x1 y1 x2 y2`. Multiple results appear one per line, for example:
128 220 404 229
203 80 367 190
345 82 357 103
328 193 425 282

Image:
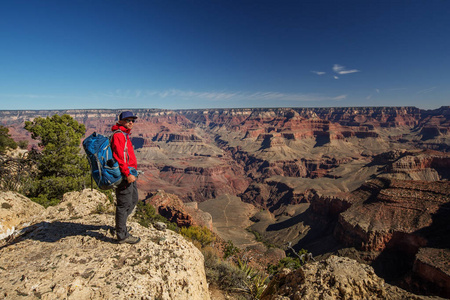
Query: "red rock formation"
144 190 213 230
308 192 352 220
335 179 449 251
387 150 450 179
331 177 450 297
155 163 250 202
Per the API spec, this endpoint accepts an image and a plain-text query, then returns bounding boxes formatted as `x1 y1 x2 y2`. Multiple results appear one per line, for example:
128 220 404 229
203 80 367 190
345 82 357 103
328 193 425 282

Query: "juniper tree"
0 125 17 154
24 114 90 206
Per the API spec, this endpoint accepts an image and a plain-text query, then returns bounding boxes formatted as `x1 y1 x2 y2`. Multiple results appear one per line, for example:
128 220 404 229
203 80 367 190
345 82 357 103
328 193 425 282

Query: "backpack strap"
111 130 129 164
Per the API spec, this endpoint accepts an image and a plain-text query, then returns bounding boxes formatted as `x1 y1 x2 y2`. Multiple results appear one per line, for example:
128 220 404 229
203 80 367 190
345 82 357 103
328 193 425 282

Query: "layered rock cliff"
1 106 449 298
1 106 449 204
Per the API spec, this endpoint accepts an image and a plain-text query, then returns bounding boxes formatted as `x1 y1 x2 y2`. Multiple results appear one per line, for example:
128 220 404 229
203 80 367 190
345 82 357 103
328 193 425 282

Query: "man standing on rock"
111 111 141 244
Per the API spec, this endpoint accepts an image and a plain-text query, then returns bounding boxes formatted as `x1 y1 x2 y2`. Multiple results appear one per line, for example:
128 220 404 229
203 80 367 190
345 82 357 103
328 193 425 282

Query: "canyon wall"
1 106 449 297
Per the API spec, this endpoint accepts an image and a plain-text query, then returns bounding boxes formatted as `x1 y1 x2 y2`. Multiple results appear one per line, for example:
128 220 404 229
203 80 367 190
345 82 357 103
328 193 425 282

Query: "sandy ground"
198 194 260 248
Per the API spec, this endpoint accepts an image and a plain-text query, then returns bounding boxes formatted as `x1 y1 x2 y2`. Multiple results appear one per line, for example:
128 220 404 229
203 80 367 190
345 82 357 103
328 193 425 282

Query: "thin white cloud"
0 89 347 109
311 71 326 75
417 86 437 95
100 89 346 103
332 94 347 101
333 64 360 75
144 89 237 101
334 76 339 80
338 69 360 75
242 91 346 102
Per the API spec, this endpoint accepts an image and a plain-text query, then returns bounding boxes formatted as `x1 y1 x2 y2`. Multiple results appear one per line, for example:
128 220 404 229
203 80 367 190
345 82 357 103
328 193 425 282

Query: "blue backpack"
83 131 126 190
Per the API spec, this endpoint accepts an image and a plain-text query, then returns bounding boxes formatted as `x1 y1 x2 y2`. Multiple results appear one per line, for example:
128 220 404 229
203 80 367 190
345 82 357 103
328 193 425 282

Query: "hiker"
111 111 141 244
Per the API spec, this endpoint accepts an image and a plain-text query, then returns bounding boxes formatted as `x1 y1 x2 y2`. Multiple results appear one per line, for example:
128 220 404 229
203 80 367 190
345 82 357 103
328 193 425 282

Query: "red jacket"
111 124 137 177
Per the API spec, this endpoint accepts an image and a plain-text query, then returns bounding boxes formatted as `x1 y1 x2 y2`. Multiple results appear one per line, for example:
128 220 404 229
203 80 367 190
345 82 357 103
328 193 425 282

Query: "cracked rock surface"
0 189 210 300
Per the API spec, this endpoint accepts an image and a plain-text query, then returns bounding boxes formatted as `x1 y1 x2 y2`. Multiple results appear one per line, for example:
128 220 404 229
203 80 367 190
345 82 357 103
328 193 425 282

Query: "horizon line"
0 105 448 113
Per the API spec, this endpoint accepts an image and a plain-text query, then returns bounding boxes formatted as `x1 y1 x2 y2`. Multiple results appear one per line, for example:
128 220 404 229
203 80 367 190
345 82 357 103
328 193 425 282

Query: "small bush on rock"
134 200 177 231
267 248 309 275
180 225 216 248
224 240 240 259
0 126 17 154
203 247 248 296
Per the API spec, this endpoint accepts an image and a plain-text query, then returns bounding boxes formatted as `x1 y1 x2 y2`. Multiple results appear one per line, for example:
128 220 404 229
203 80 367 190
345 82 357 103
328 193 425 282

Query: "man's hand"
126 174 136 183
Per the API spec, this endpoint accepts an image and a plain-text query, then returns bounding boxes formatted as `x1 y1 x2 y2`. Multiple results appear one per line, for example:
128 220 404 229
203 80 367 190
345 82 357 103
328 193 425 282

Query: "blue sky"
0 0 449 110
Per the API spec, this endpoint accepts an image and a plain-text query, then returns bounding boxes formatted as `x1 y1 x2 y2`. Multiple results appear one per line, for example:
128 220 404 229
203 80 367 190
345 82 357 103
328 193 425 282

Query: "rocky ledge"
0 190 210 300
260 255 441 300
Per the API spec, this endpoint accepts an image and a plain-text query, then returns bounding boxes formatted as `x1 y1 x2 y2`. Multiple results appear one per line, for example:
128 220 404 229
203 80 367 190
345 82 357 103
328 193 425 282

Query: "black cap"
119 111 138 120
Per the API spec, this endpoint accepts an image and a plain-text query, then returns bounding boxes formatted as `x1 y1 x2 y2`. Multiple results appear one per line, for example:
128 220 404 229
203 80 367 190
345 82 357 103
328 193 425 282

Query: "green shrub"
203 247 248 295
180 225 216 248
30 175 89 203
31 194 60 208
17 140 28 149
236 258 269 299
0 126 17 154
224 240 240 259
267 249 308 275
203 245 270 299
93 203 108 214
134 200 177 231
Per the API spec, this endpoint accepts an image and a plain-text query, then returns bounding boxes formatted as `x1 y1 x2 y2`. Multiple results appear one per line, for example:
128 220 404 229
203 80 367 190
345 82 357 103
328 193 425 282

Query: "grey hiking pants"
115 181 138 241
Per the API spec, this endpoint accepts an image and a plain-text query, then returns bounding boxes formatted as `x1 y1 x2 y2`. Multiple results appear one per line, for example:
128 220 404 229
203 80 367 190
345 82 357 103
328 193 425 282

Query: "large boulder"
261 255 439 300
0 191 44 240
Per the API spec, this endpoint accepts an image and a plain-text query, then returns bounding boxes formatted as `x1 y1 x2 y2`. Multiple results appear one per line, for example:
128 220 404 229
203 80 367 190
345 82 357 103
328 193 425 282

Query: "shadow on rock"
8 221 117 245
416 201 450 249
266 212 306 232
266 206 344 256
371 202 450 298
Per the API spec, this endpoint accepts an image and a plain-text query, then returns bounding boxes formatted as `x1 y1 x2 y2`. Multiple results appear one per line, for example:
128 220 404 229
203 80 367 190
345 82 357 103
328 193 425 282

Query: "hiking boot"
118 235 141 244
110 226 132 235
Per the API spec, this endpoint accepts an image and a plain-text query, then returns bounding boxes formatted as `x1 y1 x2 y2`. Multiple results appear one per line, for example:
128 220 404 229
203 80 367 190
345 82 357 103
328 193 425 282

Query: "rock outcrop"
0 190 211 300
385 150 450 181
0 191 44 240
144 190 213 229
260 255 441 300
411 248 450 297
335 179 449 252
332 178 450 298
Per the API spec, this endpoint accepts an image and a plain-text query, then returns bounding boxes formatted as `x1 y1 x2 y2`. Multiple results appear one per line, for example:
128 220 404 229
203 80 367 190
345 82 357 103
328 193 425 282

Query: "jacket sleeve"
111 132 130 177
